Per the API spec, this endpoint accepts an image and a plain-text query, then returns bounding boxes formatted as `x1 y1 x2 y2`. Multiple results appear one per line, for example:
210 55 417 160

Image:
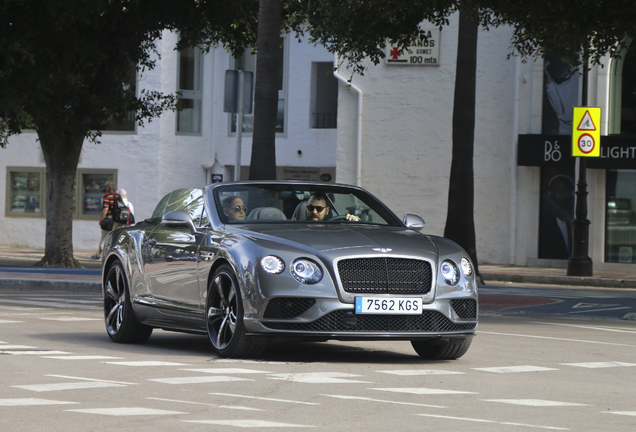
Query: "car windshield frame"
208 182 404 227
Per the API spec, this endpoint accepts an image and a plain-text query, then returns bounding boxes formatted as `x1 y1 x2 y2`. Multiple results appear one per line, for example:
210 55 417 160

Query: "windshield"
209 183 402 226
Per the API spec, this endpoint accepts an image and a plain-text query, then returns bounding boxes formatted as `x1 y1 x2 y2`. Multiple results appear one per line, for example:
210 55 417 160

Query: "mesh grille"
263 298 316 319
264 310 476 333
337 258 432 294
450 299 477 320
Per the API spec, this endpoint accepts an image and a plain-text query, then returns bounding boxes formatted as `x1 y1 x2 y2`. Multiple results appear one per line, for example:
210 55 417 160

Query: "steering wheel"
328 215 350 222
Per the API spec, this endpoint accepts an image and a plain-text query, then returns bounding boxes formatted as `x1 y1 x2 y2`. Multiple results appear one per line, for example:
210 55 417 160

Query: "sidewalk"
1 245 635 292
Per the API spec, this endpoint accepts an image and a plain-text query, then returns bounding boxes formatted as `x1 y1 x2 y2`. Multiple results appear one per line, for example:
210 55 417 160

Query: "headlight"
291 258 323 284
261 255 285 274
461 257 473 276
440 259 460 286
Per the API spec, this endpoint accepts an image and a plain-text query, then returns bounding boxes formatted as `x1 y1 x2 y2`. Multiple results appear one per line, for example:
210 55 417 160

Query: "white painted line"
184 420 313 428
484 399 589 407
371 388 477 395
323 394 445 408
14 382 127 392
0 320 22 324
209 393 319 405
67 407 186 416
602 411 636 416
1 350 71 355
570 306 631 314
267 372 370 384
473 365 559 373
40 317 100 321
104 361 188 367
0 299 100 309
43 356 124 360
149 376 253 385
377 369 465 376
532 322 636 334
46 375 136 385
561 361 636 368
417 414 569 430
146 397 262 411
479 331 634 347
0 398 78 406
0 345 36 349
181 368 271 374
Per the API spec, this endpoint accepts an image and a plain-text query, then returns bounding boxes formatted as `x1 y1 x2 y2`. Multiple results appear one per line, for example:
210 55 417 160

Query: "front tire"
104 260 152 343
206 264 263 358
411 337 473 360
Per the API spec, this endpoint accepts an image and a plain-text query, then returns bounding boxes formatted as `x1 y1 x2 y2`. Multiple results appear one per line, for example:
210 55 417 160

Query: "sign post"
224 70 254 181
567 105 600 277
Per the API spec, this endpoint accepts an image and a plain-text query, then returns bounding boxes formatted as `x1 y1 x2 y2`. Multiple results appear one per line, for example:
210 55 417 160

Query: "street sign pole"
234 70 244 181
567 59 593 277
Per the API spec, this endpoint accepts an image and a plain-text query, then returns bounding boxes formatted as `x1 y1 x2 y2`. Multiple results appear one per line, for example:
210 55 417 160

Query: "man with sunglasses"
306 192 359 222
223 196 247 221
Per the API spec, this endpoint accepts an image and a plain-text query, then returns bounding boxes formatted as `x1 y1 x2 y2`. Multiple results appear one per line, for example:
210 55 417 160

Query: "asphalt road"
1 286 636 431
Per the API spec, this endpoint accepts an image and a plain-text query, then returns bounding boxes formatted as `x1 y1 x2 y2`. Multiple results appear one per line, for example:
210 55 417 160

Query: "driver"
306 192 359 222
223 196 247 221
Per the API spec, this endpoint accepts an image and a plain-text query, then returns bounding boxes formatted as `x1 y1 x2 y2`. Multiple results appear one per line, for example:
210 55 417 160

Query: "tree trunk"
444 8 481 277
248 0 281 180
35 125 84 268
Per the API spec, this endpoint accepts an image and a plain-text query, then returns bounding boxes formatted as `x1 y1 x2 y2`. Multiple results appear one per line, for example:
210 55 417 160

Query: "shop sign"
385 29 440 66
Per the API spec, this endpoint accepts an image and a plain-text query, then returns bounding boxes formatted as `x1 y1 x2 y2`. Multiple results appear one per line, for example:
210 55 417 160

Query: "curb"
482 272 636 289
0 278 101 293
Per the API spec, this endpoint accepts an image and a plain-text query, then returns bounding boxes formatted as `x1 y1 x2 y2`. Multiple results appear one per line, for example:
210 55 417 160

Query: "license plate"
355 297 422 315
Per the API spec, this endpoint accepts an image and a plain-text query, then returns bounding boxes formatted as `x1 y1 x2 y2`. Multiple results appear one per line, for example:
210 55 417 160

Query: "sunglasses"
306 205 326 213
229 205 247 212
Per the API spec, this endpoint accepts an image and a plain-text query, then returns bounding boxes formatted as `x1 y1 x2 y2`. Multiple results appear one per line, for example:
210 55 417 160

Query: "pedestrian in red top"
92 180 123 259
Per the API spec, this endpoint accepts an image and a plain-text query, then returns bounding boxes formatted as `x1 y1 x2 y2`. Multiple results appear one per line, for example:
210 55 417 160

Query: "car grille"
337 258 432 295
263 310 476 333
263 298 316 319
450 299 477 319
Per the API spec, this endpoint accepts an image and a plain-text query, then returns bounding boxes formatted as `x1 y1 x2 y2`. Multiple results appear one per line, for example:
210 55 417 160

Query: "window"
102 64 137 132
6 168 44 217
310 62 338 129
605 170 636 263
177 46 203 134
5 167 117 219
609 38 636 135
231 37 287 134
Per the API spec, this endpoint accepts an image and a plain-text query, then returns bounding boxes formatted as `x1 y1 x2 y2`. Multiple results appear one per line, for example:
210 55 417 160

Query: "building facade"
2 15 636 272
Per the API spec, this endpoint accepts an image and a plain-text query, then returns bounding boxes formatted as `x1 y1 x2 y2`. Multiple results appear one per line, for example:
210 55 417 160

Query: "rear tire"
104 260 152 343
206 264 264 358
411 337 473 360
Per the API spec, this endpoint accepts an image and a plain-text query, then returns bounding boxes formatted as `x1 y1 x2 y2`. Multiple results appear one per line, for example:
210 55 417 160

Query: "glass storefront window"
80 172 115 217
7 170 43 216
176 46 202 134
605 170 636 263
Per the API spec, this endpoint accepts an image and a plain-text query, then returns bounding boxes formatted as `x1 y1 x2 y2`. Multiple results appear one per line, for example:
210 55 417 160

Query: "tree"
0 0 244 267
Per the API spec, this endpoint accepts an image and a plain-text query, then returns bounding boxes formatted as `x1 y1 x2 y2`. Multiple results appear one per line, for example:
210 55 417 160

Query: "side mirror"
403 214 425 231
162 210 196 234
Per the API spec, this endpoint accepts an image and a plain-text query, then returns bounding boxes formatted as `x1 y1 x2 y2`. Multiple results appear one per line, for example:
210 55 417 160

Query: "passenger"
223 196 247 221
306 192 359 222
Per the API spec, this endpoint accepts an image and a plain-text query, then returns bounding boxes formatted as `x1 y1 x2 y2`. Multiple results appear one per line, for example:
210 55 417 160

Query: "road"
1 286 636 431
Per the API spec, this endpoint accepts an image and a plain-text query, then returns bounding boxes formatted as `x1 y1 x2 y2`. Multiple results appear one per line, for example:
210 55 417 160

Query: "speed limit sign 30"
572 107 601 157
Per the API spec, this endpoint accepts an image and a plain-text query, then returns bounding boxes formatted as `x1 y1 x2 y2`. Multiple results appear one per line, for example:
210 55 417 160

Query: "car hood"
229 224 439 260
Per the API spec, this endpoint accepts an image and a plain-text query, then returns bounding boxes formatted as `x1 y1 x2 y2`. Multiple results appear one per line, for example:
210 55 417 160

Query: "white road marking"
40 317 100 321
0 398 78 406
602 411 636 416
531 322 636 334
371 388 477 395
0 345 36 349
184 420 313 428
67 407 186 416
484 399 589 407
417 414 569 430
104 361 188 367
561 361 636 368
147 397 262 411
148 376 253 385
0 299 100 310
323 394 445 408
479 331 635 347
377 369 465 376
14 382 128 392
46 375 136 385
570 306 631 314
1 350 71 355
181 368 271 374
209 393 320 405
0 319 22 323
43 356 124 360
267 372 370 384
473 365 559 373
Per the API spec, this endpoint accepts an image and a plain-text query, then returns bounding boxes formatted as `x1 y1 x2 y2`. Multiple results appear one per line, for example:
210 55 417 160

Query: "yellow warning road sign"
572 107 601 157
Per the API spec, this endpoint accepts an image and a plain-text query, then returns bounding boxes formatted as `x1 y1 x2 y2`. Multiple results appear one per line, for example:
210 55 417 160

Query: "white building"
2 15 636 272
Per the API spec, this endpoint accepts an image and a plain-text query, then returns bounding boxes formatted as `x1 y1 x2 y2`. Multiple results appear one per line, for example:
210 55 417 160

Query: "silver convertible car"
101 181 478 359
